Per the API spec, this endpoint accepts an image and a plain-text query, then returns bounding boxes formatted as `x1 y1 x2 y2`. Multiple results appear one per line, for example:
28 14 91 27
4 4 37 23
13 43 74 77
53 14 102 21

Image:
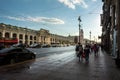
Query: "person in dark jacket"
75 43 83 61
84 44 90 62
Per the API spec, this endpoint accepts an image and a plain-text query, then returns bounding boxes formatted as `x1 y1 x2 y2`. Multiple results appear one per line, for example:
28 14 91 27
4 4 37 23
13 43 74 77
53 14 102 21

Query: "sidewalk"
0 49 120 80
43 50 120 80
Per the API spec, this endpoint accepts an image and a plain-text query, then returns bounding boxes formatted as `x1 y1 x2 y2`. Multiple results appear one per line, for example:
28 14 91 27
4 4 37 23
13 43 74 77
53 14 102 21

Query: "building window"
50 38 52 41
19 34 23 39
0 32 2 38
13 33 17 39
30 35 33 40
5 32 10 39
30 41 32 45
34 36 36 40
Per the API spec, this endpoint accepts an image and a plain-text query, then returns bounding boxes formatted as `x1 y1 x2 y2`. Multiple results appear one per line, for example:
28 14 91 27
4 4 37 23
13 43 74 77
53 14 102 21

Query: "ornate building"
0 23 76 46
101 0 120 66
0 23 38 45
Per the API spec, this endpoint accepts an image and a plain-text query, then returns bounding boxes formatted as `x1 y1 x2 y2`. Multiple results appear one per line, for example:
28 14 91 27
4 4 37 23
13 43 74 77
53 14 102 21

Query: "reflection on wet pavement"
0 48 120 80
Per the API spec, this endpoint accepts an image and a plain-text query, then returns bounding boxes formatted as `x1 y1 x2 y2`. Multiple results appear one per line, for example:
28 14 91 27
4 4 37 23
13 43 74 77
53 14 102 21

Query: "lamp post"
90 31 91 44
78 16 81 43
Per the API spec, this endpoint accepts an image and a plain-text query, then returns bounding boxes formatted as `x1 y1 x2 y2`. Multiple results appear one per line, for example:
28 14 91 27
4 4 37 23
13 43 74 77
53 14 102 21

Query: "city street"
0 46 120 80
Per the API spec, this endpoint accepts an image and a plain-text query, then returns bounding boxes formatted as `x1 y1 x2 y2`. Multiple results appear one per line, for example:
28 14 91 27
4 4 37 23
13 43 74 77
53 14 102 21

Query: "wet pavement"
0 48 120 80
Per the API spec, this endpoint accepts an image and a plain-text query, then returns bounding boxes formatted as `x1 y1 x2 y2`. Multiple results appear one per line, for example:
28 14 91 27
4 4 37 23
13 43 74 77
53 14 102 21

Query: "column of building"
116 0 120 56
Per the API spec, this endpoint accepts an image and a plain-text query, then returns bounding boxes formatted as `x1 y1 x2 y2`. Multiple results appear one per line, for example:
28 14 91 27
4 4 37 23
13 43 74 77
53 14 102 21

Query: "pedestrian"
93 44 98 56
75 43 83 61
84 44 90 62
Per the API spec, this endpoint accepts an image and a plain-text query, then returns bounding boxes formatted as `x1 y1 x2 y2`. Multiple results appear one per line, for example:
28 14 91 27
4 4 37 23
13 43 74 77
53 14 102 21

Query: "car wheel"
10 59 16 64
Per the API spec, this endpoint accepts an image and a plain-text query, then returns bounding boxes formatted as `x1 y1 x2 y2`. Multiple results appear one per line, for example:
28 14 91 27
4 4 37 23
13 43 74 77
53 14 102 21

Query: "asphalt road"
27 46 75 58
0 46 76 71
0 46 120 80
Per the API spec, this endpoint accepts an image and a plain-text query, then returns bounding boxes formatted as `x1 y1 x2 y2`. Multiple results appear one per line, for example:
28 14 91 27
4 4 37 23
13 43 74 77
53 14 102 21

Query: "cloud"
58 0 97 9
58 0 88 9
5 16 65 24
92 0 97 1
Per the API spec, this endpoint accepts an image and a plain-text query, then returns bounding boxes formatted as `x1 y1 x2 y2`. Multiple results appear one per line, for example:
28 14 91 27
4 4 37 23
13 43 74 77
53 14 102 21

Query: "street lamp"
90 31 91 44
78 16 81 43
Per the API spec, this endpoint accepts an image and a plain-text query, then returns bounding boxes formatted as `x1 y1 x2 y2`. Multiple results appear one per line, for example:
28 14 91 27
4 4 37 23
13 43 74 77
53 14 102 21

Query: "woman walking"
84 44 90 62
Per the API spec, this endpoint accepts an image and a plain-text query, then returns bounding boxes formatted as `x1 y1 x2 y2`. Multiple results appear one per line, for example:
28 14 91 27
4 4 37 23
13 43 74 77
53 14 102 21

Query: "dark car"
11 43 28 48
0 47 36 65
29 43 41 48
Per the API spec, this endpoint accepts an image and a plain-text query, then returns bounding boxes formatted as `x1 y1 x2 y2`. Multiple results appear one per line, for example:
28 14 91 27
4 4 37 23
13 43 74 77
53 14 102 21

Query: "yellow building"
0 23 75 46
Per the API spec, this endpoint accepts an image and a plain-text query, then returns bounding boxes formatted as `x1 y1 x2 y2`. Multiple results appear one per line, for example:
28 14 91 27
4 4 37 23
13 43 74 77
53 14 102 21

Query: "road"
27 46 75 58
0 46 76 75
0 46 120 80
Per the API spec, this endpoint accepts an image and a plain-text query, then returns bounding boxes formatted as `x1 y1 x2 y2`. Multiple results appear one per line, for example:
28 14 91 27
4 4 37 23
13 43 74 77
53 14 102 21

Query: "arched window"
0 32 2 38
19 34 23 39
34 36 36 40
5 32 10 39
30 35 33 40
13 33 17 39
30 41 32 45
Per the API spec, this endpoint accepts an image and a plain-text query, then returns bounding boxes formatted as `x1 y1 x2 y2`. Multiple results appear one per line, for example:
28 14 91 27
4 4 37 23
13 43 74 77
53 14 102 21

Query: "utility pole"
78 16 81 43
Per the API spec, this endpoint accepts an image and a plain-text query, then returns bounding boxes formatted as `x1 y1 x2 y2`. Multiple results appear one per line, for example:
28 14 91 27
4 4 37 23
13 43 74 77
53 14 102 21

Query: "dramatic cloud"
58 0 97 9
92 0 97 1
5 16 65 24
58 0 87 9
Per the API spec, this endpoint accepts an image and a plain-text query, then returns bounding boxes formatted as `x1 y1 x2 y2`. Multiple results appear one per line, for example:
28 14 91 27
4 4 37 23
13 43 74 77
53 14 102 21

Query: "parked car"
29 43 41 48
11 43 27 48
41 44 50 48
0 47 36 65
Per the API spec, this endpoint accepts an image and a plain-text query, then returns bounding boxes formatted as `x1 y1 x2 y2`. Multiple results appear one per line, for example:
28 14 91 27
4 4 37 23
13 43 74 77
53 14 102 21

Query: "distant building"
0 23 76 46
74 29 84 44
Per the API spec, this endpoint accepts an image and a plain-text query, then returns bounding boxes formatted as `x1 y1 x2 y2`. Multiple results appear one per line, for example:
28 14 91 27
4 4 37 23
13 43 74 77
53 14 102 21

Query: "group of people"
75 43 99 62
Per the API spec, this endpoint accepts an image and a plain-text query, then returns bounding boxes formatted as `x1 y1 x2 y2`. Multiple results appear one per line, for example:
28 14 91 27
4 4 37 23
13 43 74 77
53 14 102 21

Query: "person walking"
93 44 99 56
84 44 90 63
75 43 83 61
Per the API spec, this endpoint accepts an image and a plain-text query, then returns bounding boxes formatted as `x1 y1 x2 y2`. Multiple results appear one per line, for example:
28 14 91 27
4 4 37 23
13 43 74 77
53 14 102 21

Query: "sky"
0 0 103 42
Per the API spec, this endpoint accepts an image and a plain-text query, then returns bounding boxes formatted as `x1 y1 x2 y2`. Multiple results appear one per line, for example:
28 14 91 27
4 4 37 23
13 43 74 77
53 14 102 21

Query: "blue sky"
0 0 102 41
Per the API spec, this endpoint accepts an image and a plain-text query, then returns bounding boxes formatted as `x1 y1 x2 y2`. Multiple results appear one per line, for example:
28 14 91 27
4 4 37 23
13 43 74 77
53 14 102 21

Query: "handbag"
82 52 85 58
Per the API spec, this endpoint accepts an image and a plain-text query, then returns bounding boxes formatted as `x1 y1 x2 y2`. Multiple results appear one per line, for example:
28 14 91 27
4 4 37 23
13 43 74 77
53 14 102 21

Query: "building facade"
0 23 78 46
101 0 120 59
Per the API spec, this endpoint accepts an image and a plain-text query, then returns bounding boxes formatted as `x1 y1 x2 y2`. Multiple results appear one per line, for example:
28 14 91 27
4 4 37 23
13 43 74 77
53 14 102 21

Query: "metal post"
90 31 91 44
78 16 81 43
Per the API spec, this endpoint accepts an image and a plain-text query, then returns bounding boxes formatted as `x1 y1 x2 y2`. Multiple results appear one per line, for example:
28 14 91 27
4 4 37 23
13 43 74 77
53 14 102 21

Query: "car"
0 47 36 65
41 44 50 48
11 43 28 48
29 43 41 48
